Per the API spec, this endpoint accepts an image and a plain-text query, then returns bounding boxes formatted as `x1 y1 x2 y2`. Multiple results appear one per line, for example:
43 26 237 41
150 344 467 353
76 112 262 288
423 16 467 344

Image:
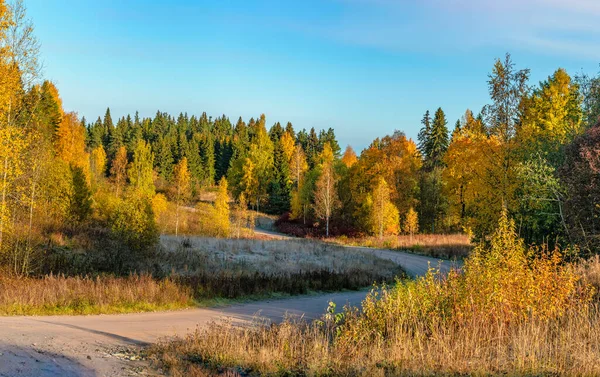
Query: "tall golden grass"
331 233 472 259
151 213 600 376
0 274 192 315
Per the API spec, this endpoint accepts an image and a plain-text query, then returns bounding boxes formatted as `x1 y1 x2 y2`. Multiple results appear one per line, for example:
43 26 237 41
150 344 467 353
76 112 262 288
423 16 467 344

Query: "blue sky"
27 0 600 151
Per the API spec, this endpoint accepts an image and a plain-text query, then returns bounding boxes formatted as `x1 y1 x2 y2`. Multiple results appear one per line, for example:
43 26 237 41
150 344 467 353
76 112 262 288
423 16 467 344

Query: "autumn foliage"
152 212 599 376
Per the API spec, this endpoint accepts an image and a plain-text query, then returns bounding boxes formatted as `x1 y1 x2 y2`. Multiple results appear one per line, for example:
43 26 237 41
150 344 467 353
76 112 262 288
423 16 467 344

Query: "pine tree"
429 107 449 167
37 81 62 139
88 116 105 149
318 128 341 158
306 127 319 167
155 136 174 180
266 136 292 214
103 107 114 151
69 166 92 223
417 110 431 158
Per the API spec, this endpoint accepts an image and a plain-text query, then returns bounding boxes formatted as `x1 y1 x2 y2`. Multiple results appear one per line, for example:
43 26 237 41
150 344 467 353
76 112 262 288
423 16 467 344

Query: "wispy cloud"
286 0 600 59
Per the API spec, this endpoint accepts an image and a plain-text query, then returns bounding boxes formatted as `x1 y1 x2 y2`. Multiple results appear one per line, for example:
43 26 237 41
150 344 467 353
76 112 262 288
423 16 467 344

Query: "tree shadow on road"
0 344 96 377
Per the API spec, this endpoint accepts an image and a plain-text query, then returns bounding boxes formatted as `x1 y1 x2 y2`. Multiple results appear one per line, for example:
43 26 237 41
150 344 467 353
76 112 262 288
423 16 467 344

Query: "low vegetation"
150 213 600 376
159 237 404 299
329 233 472 260
0 274 192 315
0 236 401 315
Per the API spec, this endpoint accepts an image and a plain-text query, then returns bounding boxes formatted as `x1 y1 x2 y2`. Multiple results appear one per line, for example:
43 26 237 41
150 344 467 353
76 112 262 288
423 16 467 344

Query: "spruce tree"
417 110 431 159
88 116 105 149
429 107 449 167
102 107 114 150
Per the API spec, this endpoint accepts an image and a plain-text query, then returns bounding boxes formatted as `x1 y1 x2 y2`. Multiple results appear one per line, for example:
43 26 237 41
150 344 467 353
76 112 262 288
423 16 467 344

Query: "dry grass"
580 255 600 297
159 236 400 276
149 217 600 376
0 236 403 316
330 233 472 260
156 236 404 299
152 307 600 377
0 274 193 315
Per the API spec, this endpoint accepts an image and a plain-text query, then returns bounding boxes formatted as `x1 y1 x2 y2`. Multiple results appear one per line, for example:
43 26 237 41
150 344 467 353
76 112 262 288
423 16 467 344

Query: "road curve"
0 238 460 377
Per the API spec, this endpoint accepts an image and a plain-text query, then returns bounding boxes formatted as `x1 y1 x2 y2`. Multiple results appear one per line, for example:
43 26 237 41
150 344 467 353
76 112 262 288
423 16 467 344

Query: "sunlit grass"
149 214 600 376
329 233 472 259
0 274 193 316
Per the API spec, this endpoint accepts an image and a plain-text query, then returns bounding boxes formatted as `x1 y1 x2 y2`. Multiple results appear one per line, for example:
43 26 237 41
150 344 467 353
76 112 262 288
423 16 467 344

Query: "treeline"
83 110 340 215
0 1 168 275
314 55 600 255
3 0 600 279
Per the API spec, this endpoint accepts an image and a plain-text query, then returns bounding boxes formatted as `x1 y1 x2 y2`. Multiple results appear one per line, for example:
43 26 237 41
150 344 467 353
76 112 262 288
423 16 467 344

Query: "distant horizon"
28 0 600 150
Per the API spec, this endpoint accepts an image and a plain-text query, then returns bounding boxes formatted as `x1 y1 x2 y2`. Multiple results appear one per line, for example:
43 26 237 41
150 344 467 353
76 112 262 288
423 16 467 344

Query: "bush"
109 191 159 257
151 212 598 376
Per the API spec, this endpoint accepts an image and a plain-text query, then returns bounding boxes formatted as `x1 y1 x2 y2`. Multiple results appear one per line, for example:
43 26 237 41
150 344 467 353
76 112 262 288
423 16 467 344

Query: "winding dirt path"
0 237 459 377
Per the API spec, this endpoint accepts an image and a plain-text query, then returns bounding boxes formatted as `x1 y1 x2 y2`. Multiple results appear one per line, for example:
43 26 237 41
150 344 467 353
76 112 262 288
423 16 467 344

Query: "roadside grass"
0 237 403 316
329 233 472 260
0 274 193 316
149 215 600 377
157 237 405 300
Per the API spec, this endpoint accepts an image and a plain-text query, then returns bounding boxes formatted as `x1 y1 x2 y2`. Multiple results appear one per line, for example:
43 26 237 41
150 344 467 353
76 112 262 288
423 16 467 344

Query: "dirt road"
0 239 459 377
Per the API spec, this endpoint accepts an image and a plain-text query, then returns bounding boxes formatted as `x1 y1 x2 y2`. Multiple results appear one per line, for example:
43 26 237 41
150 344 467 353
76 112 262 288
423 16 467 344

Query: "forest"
3 0 600 375
5 54 598 272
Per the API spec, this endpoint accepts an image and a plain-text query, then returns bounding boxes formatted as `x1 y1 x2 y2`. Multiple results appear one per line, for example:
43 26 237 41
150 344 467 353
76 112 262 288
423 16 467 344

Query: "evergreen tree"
102 107 114 150
109 117 126 160
266 135 292 214
285 121 295 137
69 166 92 223
155 136 174 180
37 81 62 139
88 116 105 149
269 122 284 143
417 110 431 159
451 119 461 140
429 107 450 167
318 128 341 158
306 127 319 167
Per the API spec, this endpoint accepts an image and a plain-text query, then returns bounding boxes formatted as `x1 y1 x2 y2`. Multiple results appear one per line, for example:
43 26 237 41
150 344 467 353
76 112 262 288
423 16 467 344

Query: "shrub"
151 212 598 376
109 191 159 256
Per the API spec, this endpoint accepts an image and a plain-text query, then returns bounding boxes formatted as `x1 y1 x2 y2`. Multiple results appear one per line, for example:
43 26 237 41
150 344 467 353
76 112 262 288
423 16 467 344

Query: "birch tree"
313 143 338 237
172 157 191 237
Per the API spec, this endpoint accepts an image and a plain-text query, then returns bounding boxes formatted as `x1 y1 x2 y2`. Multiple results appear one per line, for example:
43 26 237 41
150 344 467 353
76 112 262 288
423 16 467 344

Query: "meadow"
0 236 402 315
149 216 600 376
326 233 471 260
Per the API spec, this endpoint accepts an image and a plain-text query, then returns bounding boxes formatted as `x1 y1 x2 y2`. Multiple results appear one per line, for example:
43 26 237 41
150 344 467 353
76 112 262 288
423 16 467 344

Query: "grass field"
329 233 472 260
149 222 600 376
0 237 403 316
0 274 192 315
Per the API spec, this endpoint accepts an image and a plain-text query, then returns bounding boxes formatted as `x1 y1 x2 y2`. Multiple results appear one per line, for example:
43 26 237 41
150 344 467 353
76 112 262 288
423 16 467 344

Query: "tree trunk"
0 156 9 251
23 180 37 276
175 205 179 237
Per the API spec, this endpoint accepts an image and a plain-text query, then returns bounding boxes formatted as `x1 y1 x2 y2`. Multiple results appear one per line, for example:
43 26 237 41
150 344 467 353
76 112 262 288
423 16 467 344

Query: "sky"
27 0 600 152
